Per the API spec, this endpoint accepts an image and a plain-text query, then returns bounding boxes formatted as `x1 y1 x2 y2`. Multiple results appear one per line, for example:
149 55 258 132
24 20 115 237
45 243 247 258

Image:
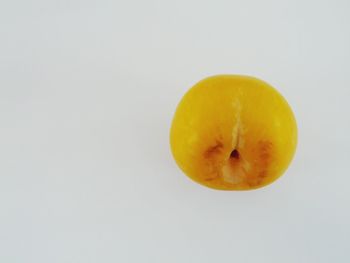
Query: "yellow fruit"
170 75 297 190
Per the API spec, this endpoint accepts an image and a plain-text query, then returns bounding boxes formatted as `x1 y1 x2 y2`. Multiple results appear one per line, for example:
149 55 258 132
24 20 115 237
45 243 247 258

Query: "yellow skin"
170 75 297 190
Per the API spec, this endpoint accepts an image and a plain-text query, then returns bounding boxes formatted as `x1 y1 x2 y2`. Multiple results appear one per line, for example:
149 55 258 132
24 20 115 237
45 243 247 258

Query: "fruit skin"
170 75 297 190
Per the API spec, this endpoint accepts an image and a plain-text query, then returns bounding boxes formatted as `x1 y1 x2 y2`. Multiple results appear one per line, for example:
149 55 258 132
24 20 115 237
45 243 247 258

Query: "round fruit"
170 75 297 190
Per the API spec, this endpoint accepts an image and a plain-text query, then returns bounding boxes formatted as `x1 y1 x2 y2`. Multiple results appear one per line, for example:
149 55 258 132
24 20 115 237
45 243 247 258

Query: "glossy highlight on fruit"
170 75 297 190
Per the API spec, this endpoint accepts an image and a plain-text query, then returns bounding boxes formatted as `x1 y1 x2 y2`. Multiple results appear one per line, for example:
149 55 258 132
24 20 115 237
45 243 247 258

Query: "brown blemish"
203 141 224 183
204 170 221 182
249 140 274 185
204 177 216 182
258 141 273 163
204 141 223 159
258 170 267 178
247 180 256 187
248 170 268 186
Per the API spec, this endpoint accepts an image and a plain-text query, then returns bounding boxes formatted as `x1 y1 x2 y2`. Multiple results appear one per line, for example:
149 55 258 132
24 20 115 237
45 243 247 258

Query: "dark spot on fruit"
255 141 273 183
204 172 220 181
204 177 216 181
258 170 267 178
230 149 240 159
247 179 260 187
204 141 223 158
259 141 273 163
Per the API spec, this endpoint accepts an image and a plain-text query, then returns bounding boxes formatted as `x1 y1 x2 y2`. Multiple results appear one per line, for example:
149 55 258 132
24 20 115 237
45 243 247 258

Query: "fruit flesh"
170 75 297 190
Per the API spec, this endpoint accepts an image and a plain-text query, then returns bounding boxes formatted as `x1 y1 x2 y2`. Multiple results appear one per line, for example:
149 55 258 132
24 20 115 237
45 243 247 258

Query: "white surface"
1 0 350 262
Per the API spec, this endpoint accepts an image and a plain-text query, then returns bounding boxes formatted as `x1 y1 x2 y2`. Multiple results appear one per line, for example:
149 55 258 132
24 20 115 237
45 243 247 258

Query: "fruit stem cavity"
230 149 240 159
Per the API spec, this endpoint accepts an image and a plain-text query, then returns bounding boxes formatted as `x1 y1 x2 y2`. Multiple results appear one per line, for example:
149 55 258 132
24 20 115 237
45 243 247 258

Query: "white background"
1 0 350 262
